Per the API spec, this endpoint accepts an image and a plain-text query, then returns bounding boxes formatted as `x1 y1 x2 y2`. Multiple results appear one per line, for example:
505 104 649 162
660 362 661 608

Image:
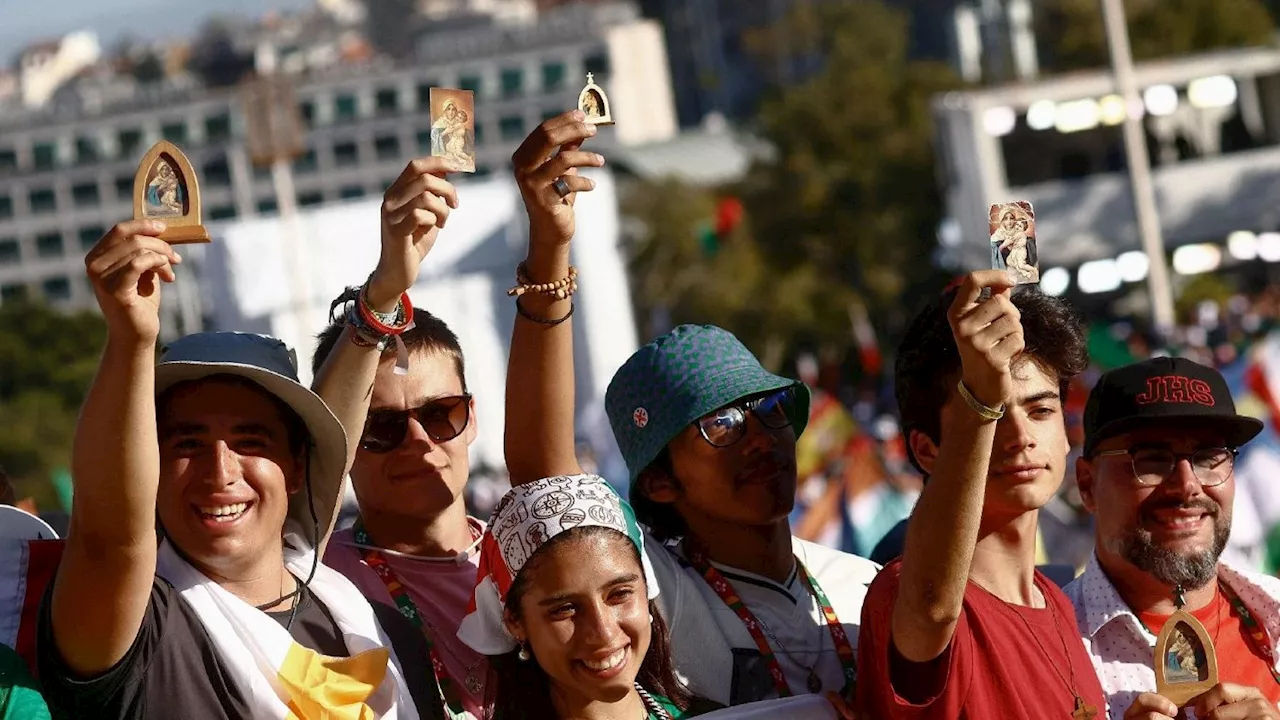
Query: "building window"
542 62 566 92
72 182 100 207
340 185 365 200
299 101 315 127
501 68 524 98
0 239 18 264
374 135 400 160
29 188 56 214
333 140 359 167
203 156 231 186
257 198 278 214
474 122 484 145
0 148 15 172
416 129 432 153
294 148 317 173
584 52 609 78
36 232 64 258
79 226 104 250
417 83 435 109
1 284 27 303
75 136 98 164
115 175 134 200
0 195 11 219
42 276 71 302
459 74 482 96
543 109 562 123
376 88 399 115
335 94 358 122
33 142 56 171
118 129 143 158
473 165 492 179
499 116 525 141
298 191 324 207
162 122 187 145
209 205 236 220
206 113 232 142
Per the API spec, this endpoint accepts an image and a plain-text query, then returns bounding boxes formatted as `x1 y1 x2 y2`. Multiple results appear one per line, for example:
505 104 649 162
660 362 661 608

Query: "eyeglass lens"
1130 447 1234 486
360 395 470 453
696 389 794 448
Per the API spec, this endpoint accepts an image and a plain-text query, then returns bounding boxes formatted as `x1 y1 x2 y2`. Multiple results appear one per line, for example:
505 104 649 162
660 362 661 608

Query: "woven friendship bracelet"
956 380 1005 421
506 262 579 300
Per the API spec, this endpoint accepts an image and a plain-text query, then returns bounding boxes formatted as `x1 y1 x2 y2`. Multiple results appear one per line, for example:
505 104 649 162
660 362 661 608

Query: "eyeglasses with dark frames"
694 388 796 448
359 394 472 453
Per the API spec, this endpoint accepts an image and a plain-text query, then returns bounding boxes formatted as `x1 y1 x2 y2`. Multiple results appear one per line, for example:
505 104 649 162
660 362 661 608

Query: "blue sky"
1 0 313 57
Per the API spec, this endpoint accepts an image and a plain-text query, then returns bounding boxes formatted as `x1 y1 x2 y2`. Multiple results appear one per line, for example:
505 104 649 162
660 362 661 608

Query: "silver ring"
552 178 572 198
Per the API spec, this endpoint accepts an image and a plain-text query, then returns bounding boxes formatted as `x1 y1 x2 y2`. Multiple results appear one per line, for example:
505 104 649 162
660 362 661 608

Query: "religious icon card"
1153 612 1218 706
429 88 477 173
577 73 614 126
988 201 1039 285
133 140 210 244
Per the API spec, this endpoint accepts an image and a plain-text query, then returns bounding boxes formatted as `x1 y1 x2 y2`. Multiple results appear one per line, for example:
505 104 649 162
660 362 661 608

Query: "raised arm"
312 158 457 466
52 220 181 675
504 112 604 485
891 270 1022 663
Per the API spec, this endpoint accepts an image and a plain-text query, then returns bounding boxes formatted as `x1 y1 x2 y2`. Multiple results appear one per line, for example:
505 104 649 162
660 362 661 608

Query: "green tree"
623 1 955 374
0 299 107 509
1039 0 1274 73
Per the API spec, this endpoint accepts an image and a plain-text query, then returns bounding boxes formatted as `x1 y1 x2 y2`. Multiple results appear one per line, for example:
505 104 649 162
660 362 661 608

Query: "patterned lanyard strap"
353 521 472 719
1219 580 1280 686
686 548 857 698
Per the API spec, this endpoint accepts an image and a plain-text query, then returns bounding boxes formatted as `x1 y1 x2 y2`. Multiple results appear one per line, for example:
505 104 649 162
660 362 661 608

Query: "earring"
517 643 530 661
649 614 654 625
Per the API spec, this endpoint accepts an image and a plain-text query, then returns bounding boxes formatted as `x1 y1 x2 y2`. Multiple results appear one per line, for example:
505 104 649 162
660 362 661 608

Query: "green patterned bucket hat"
605 324 811 483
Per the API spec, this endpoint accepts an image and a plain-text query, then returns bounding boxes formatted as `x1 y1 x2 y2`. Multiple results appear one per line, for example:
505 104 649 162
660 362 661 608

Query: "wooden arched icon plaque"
577 73 614 126
133 141 210 244
1153 610 1219 706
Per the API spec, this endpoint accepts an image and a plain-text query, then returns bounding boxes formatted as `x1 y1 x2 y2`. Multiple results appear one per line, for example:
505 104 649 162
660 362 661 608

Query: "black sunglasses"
694 387 796 448
360 394 472 453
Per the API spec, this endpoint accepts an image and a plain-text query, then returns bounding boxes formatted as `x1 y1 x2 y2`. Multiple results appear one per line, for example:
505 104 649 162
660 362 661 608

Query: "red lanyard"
1219 581 1280 686
686 548 857 698
354 520 482 719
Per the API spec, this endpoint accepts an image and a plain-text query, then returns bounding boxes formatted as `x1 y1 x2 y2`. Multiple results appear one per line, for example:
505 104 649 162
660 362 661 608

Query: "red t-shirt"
858 560 1107 718
1138 585 1280 706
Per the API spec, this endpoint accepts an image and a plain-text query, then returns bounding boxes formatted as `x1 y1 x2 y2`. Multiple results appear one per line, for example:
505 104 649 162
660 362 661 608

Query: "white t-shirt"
645 531 879 707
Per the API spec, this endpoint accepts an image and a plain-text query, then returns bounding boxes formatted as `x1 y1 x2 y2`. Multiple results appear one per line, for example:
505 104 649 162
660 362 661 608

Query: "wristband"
956 380 1005 421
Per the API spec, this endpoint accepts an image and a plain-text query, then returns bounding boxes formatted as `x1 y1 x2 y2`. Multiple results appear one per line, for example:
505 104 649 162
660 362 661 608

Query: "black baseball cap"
1083 356 1263 457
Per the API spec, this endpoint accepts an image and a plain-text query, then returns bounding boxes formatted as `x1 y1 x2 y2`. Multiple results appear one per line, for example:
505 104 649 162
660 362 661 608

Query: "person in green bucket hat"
499 112 878 712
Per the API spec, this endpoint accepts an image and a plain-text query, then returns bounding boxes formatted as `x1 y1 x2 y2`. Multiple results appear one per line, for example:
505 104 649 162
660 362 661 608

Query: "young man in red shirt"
858 272 1105 718
1067 356 1279 719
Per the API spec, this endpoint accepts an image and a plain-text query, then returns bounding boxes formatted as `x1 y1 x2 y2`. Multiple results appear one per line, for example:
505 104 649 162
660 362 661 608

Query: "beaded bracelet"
346 284 417 374
506 262 578 300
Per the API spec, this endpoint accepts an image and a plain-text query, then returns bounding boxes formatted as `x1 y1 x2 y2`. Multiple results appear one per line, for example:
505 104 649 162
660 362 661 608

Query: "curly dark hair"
894 286 1088 475
489 526 693 720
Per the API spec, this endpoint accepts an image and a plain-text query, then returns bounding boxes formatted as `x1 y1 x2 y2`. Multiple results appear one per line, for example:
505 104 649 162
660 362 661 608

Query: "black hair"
156 374 310 457
894 286 1088 475
488 526 692 719
632 449 687 543
312 293 467 391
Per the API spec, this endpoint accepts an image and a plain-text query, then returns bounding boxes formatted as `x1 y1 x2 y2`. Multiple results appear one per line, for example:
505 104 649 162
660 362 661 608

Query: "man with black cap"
38 221 434 719
1066 356 1280 719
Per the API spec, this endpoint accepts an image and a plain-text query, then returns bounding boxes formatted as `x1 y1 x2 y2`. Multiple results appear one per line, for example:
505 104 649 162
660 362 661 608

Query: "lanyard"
1219 581 1280 686
686 548 856 698
354 520 479 719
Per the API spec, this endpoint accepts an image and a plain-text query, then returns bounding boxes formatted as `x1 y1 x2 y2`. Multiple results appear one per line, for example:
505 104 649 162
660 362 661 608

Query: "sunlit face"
915 359 1068 520
157 378 302 577
508 531 651 707
655 392 799 530
349 351 475 522
1078 426 1233 590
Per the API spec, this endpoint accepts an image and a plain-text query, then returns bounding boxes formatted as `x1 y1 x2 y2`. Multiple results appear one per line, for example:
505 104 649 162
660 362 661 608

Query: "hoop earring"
517 643 530 661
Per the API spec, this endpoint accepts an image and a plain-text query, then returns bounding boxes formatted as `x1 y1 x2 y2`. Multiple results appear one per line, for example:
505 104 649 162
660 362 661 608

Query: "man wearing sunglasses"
1064 357 1280 719
309 157 495 720
500 112 879 710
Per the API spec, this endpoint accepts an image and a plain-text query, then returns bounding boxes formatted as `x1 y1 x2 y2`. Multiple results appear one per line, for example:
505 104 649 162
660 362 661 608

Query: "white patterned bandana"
456 474 659 655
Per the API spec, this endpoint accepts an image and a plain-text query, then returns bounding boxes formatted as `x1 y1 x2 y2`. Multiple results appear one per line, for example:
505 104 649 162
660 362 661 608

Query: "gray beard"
1105 513 1230 590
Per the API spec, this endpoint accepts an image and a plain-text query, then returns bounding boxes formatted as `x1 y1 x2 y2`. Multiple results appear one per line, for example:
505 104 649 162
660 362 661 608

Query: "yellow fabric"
279 643 390 720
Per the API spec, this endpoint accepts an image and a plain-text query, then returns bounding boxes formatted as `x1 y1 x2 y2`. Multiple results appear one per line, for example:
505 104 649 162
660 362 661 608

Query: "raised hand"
368 157 459 308
947 270 1024 410
84 220 181 344
511 110 605 249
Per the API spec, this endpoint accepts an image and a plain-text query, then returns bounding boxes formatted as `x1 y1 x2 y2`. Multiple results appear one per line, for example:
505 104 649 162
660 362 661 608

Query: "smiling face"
506 529 651 709
157 377 303 578
1078 426 1233 590
350 351 476 522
